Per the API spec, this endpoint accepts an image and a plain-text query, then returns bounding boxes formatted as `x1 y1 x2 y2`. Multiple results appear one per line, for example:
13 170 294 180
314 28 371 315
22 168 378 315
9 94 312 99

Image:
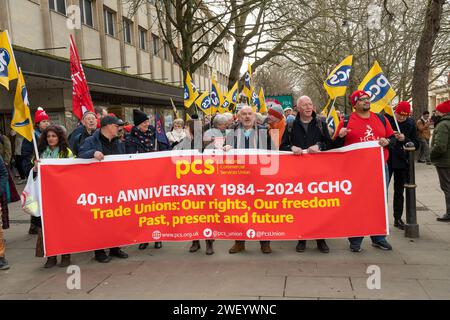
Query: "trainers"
350 245 363 253
372 240 393 250
138 243 149 250
394 219 405 230
0 257 10 270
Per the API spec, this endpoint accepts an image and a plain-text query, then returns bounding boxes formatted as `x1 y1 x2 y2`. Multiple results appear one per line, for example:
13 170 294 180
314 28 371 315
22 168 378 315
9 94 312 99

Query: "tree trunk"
228 42 246 90
411 0 445 119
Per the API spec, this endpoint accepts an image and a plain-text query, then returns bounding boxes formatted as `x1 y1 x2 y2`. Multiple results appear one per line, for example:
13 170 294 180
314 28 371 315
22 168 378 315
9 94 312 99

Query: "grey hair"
213 114 228 127
173 118 184 126
223 112 234 121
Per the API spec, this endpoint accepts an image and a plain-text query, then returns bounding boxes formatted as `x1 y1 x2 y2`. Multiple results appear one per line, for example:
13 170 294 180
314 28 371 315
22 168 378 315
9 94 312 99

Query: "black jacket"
125 126 156 154
280 113 332 151
386 115 419 169
72 127 95 156
78 130 125 158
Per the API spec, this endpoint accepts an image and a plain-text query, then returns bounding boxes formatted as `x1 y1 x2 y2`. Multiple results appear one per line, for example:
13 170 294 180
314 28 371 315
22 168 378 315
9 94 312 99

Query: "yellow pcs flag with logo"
323 55 353 99
11 69 33 141
221 81 238 112
195 91 216 115
358 61 396 114
184 72 199 108
210 78 225 113
242 63 252 100
0 30 19 90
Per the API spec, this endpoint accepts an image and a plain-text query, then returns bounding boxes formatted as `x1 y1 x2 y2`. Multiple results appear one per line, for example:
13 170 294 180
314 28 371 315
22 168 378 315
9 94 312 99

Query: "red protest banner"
39 141 388 256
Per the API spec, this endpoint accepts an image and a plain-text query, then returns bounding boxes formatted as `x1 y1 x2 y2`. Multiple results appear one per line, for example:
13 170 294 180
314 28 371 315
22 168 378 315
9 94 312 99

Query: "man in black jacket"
280 95 333 253
386 102 419 230
78 115 129 263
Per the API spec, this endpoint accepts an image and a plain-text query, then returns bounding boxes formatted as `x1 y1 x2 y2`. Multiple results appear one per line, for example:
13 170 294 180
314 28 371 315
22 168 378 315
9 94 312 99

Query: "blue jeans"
348 164 390 248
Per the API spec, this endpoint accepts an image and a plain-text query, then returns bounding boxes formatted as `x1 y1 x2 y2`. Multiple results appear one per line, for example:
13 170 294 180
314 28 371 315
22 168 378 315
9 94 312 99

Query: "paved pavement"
1 162 449 300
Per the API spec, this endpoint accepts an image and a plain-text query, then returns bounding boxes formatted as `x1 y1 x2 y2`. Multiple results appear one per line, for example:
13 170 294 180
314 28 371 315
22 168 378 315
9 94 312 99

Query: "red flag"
70 35 94 120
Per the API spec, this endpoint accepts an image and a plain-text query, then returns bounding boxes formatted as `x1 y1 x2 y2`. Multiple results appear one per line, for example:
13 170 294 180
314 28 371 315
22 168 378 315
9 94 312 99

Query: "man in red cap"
334 90 396 252
431 100 450 221
386 101 419 229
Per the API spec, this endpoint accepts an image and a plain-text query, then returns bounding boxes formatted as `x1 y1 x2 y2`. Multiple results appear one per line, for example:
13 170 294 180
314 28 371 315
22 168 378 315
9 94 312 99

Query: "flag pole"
32 128 40 161
326 98 337 118
389 104 401 133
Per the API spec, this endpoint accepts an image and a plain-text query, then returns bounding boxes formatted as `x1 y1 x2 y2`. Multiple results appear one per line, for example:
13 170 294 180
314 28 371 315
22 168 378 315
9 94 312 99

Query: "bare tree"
411 0 446 118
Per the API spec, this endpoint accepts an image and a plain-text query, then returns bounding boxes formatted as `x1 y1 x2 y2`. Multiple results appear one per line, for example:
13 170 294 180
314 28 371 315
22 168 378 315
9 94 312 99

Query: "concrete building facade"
0 0 231 133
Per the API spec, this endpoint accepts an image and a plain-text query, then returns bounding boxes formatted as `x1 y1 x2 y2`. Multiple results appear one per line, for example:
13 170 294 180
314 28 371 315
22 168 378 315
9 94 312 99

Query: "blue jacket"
78 130 125 159
21 129 40 158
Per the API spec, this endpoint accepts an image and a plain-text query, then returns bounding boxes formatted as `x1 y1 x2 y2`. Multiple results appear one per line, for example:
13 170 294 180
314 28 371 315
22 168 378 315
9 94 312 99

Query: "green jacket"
431 113 450 167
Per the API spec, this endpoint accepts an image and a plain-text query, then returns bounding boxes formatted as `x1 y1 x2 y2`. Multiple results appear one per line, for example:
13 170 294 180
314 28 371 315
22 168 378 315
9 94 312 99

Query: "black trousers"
436 167 450 215
388 167 409 220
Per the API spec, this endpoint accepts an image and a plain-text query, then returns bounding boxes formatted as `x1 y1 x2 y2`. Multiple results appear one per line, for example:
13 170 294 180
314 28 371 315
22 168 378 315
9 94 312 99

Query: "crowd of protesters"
1 92 450 271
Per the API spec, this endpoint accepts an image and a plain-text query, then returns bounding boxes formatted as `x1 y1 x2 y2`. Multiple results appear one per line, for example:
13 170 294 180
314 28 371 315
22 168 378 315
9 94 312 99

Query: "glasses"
358 97 371 102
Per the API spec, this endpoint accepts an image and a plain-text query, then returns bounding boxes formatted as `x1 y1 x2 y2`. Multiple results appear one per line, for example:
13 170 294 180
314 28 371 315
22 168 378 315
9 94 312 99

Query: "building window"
163 42 170 61
152 34 160 56
49 0 66 15
139 28 147 50
80 0 94 27
104 7 116 37
123 18 133 44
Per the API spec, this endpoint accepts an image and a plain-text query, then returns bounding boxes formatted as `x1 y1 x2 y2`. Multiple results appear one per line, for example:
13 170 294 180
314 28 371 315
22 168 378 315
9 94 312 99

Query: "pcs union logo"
363 73 391 103
325 65 351 87
0 48 11 77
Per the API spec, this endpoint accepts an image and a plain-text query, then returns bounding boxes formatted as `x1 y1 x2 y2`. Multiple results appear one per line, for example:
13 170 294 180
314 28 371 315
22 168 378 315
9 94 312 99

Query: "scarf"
131 126 155 152
269 118 286 149
41 146 60 159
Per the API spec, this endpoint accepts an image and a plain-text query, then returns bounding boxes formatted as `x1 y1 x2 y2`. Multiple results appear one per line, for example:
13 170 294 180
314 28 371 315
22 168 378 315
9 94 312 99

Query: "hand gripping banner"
39 141 388 256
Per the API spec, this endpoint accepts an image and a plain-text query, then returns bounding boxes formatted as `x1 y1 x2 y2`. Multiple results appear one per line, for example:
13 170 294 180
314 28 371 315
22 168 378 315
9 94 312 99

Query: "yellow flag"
221 81 238 112
186 113 191 122
321 98 332 116
195 91 216 115
210 78 224 112
11 69 33 141
0 30 19 90
326 105 340 139
242 63 252 100
323 55 353 99
184 72 199 108
258 88 267 114
358 61 396 113
384 104 394 116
